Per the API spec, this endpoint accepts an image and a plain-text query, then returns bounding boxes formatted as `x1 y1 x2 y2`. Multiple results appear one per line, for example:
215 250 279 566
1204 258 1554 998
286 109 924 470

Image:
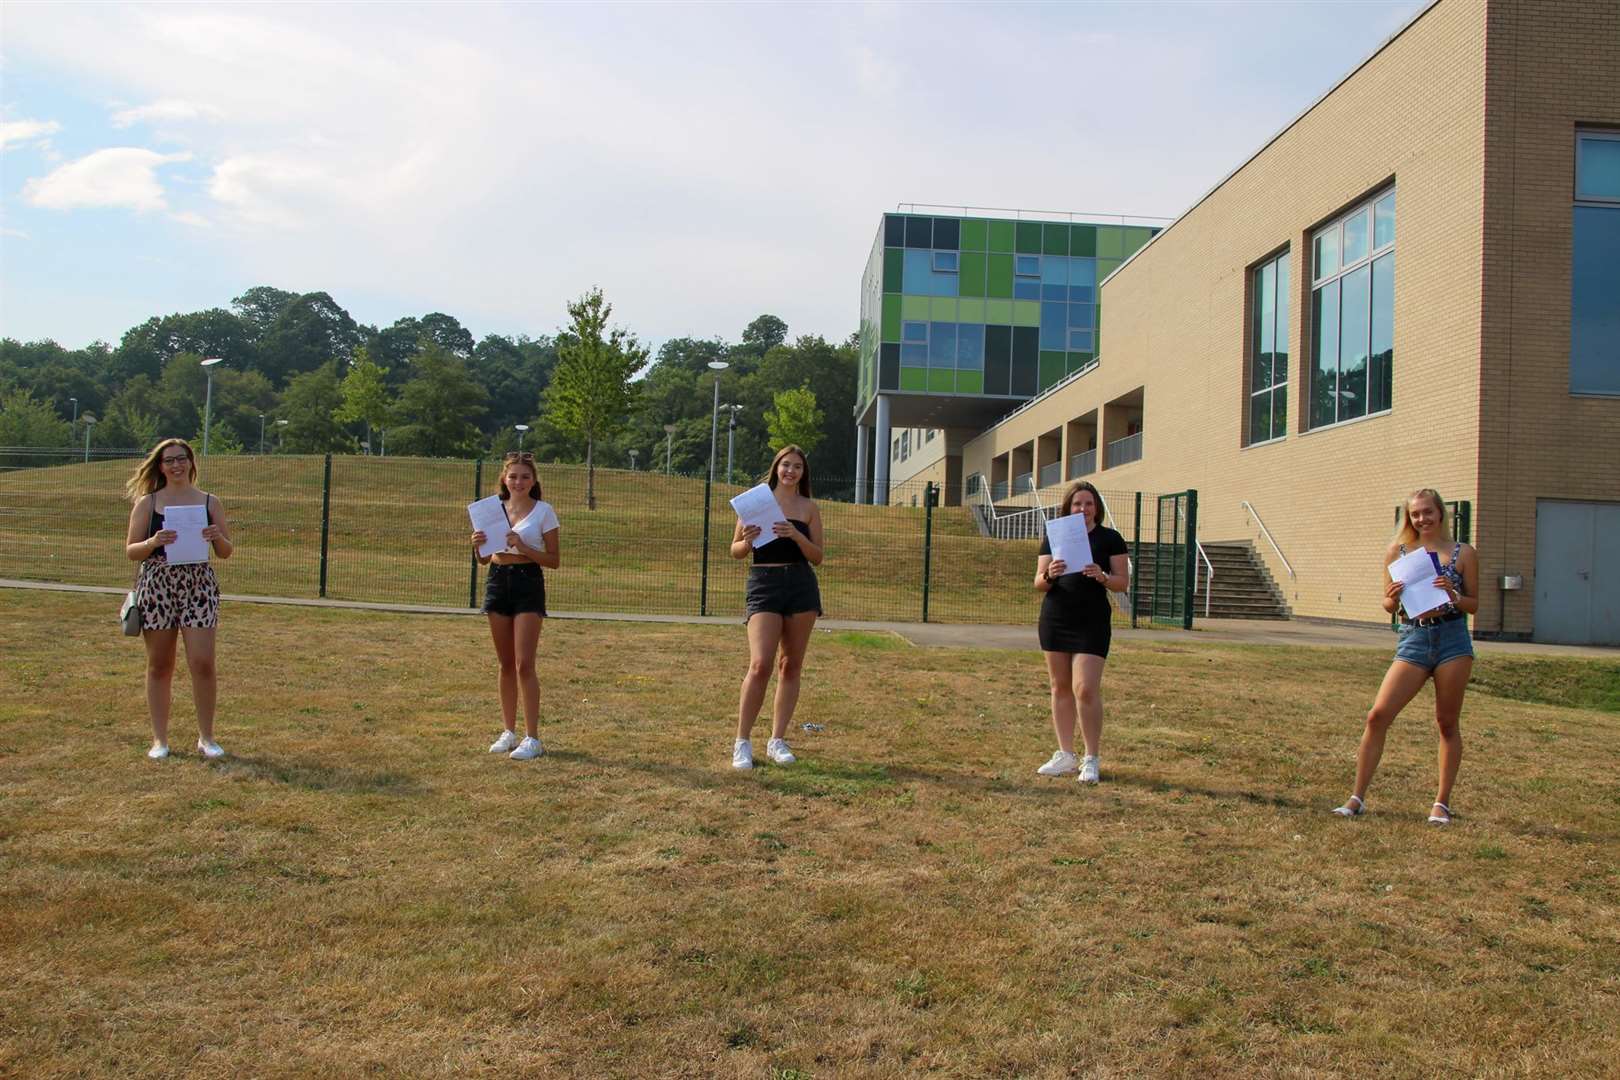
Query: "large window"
1573 131 1620 395
1310 190 1394 428
1248 250 1290 444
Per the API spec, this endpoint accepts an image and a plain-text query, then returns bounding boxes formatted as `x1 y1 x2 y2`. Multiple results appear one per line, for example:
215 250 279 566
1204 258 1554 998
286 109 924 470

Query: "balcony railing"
1069 448 1096 478
1038 461 1062 489
1013 471 1034 494
1106 431 1143 468
991 481 1009 500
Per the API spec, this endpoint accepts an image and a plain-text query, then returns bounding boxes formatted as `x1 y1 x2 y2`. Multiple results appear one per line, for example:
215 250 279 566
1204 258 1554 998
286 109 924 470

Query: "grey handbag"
120 587 141 636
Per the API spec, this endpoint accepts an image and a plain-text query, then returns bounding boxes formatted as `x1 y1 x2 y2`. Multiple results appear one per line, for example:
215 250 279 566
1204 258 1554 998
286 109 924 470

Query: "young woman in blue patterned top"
1333 489 1478 824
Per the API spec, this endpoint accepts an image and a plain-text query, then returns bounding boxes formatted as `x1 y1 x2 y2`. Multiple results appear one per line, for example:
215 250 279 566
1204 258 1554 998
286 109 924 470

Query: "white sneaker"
1078 756 1100 785
732 739 754 770
1037 750 1079 777
509 736 544 760
196 739 225 760
765 738 796 765
147 744 169 760
489 729 519 754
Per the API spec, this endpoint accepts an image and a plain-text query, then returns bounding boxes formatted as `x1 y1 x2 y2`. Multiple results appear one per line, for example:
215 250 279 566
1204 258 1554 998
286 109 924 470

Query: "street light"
275 418 289 453
721 404 744 485
69 397 78 427
628 449 639 470
200 357 224 455
663 423 677 475
258 413 267 455
514 423 530 451
699 360 729 618
81 414 96 463
706 360 729 485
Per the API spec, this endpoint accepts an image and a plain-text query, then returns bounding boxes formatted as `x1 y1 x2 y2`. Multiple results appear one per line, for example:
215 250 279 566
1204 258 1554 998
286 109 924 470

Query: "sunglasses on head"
503 452 535 463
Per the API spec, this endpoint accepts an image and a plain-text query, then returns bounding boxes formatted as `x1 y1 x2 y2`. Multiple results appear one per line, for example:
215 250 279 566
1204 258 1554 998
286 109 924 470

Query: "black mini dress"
1037 525 1127 657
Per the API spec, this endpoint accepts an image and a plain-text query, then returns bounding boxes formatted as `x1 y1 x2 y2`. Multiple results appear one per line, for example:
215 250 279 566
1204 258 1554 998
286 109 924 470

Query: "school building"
852 0 1620 645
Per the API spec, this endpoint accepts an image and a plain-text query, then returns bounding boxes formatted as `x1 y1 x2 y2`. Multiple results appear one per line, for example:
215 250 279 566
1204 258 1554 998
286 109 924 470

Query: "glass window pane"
929 322 957 368
1014 280 1042 300
880 343 899 389
883 247 904 292
1039 284 1065 302
1369 253 1394 412
1015 221 1043 254
1577 135 1620 201
884 215 906 247
959 218 988 251
1043 223 1070 256
957 324 985 370
905 216 931 249
1342 209 1369 265
1275 253 1290 385
929 269 959 296
1250 391 1271 445
1068 329 1093 351
987 254 1015 298
1271 385 1287 439
1040 302 1067 351
1311 280 1340 428
1572 204 1620 393
901 343 927 367
903 249 931 293
1068 285 1094 303
931 217 960 250
1313 226 1340 281
932 251 958 272
1068 302 1093 328
1068 259 1096 287
1338 264 1370 420
1373 193 1396 249
903 321 928 342
1042 256 1068 285
988 219 1016 253
1258 260 1276 360
1070 224 1096 257
1015 255 1040 277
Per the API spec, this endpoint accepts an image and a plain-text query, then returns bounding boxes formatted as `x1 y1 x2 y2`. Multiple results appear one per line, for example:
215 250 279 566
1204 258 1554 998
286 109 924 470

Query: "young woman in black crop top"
726 444 824 770
122 438 234 760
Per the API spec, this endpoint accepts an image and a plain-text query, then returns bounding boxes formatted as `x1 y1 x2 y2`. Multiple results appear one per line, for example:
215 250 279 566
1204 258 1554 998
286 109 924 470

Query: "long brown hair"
125 438 197 503
497 451 542 501
1058 481 1106 528
763 444 812 498
1396 487 1450 547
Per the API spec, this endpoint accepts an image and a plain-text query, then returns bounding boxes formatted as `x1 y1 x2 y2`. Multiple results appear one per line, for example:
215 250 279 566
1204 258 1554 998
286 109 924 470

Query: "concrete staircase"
1130 540 1291 621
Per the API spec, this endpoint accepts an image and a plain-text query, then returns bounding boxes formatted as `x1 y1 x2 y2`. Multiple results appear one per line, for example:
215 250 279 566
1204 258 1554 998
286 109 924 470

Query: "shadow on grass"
885 763 1306 810
215 754 425 796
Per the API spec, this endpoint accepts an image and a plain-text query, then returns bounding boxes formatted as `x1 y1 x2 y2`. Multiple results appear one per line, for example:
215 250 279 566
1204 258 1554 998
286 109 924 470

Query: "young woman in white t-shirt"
468 451 560 760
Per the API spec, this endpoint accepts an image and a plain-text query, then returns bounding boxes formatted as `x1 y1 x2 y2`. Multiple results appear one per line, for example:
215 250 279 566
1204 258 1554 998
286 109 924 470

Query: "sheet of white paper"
729 484 789 548
467 495 510 559
1390 549 1451 618
1043 514 1093 575
163 504 210 565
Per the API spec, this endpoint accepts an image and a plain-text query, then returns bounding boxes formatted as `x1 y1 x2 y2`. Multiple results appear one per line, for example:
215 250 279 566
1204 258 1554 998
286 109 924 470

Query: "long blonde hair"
125 438 197 503
1396 487 1451 547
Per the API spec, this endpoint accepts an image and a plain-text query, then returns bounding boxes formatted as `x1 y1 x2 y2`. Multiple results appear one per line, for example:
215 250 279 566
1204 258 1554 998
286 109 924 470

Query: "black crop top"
754 519 812 563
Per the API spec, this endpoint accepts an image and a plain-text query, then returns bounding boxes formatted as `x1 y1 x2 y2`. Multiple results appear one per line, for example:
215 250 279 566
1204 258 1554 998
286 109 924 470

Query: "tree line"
0 285 858 484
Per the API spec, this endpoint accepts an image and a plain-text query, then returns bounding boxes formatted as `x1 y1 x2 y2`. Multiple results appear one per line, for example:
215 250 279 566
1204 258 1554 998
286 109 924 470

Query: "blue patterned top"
1399 541 1463 617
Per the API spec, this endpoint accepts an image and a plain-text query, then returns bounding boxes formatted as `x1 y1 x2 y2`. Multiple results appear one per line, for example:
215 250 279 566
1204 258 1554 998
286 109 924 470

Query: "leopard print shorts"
135 560 220 630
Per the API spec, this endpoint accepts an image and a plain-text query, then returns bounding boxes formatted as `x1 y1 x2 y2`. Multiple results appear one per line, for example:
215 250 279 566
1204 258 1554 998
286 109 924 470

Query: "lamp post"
258 413 267 455
200 357 224 455
628 449 639 470
514 423 530 452
378 427 386 457
69 397 78 428
706 361 729 485
81 414 96 463
663 423 677 475
721 404 744 485
275 418 289 452
700 360 729 617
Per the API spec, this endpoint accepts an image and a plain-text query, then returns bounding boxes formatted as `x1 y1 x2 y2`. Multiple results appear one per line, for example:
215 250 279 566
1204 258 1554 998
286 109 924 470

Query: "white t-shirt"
509 500 560 551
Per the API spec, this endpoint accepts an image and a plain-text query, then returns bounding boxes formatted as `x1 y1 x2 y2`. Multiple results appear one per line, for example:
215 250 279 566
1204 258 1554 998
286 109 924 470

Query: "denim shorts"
1394 615 1474 671
483 562 547 617
745 563 822 620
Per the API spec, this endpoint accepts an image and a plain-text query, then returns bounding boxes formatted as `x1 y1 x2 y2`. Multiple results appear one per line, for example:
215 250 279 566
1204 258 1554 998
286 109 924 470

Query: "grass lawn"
2 591 1617 1077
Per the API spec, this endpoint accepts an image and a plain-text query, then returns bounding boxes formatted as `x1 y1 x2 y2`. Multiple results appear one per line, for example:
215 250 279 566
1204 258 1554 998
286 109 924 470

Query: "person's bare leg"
1044 651 1077 754
487 615 517 731
1073 653 1107 758
1430 656 1472 814
1350 661 1431 801
738 614 784 740
769 612 818 739
143 629 179 749
514 614 543 739
179 626 218 742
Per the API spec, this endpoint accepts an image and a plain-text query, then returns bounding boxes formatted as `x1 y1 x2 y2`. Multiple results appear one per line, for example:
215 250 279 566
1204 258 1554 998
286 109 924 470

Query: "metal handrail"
894 202 1175 226
1176 499 1214 619
1240 500 1295 579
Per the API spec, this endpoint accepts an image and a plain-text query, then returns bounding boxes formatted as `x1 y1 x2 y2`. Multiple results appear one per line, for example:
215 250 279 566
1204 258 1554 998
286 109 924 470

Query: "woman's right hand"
153 529 178 547
1046 559 1068 579
1384 578 1404 600
471 530 487 549
740 524 762 544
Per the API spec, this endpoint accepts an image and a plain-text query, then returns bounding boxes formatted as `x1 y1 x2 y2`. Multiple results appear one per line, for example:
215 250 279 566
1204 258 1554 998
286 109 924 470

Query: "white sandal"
1428 802 1454 825
1332 794 1365 817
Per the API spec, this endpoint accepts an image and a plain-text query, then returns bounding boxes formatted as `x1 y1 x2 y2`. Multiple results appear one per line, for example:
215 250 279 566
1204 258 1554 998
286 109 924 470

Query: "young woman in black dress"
727 445 823 770
1034 481 1130 784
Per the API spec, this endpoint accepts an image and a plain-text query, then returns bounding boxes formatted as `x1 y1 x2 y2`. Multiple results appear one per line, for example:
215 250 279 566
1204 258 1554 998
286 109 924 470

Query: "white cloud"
0 118 62 150
170 210 211 228
110 99 224 128
22 147 192 212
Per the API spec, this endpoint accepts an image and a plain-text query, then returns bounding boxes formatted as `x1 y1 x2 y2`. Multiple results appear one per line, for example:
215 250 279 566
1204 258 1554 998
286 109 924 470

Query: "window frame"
932 251 959 273
1246 246 1291 447
1575 130 1620 204
1572 129 1620 396
1308 187 1395 430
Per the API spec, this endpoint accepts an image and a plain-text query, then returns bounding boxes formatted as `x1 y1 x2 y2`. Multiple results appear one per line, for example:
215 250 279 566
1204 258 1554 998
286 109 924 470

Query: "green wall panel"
957 297 985 322
928 369 956 392
883 247 903 292
1070 224 1097 257
901 295 931 320
1096 258 1121 280
958 251 986 296
1039 350 1067 390
960 218 988 251
929 297 957 320
987 253 1014 297
988 219 1015 253
1016 221 1043 254
1122 226 1154 255
1067 351 1095 374
985 298 1014 323
1043 223 1070 256
956 370 983 394
1096 227 1124 259
900 368 927 391
881 294 902 342
1012 300 1040 326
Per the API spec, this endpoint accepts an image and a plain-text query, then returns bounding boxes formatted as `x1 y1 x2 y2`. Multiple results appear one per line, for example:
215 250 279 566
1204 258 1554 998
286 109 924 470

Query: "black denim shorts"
483 562 547 617
745 562 822 620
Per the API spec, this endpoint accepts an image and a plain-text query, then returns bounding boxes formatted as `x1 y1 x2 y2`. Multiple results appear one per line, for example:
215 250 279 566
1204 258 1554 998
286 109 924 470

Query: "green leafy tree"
0 389 73 467
193 421 244 455
543 288 649 509
334 346 394 453
278 362 354 453
390 342 487 457
764 385 825 455
231 286 299 343
741 314 789 356
257 292 362 385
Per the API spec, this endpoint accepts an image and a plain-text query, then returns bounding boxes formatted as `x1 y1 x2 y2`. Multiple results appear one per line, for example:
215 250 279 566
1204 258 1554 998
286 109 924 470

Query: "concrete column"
873 395 892 506
854 423 870 505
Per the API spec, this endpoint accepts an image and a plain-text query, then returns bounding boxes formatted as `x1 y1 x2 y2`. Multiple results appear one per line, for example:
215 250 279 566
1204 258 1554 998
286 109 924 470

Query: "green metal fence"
0 448 1186 627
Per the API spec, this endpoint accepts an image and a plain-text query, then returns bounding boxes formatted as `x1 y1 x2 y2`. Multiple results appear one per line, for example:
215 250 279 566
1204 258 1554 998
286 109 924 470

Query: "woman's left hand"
770 520 798 539
201 525 223 542
1081 563 1108 583
505 529 526 552
1433 575 1458 597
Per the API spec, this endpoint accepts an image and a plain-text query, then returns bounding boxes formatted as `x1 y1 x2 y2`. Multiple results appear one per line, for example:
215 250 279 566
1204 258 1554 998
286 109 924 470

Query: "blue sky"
0 0 1427 351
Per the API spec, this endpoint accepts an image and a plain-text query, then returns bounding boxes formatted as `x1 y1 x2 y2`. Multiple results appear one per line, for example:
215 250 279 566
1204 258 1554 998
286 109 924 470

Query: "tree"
334 346 394 453
231 286 299 342
115 309 255 384
741 314 789 355
390 342 487 457
543 288 649 509
278 362 354 453
0 389 73 461
257 292 362 385
765 385 825 454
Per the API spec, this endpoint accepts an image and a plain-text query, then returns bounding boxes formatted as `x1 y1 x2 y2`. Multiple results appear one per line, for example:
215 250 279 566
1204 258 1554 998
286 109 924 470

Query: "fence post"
921 481 936 623
700 469 712 617
318 453 332 598
469 457 483 609
1131 491 1142 629
1182 489 1198 630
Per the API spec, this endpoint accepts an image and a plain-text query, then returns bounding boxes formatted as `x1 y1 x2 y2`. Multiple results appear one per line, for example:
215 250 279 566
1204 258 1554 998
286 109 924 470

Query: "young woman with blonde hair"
469 451 560 761
1333 488 1478 824
727 444 823 770
123 438 233 759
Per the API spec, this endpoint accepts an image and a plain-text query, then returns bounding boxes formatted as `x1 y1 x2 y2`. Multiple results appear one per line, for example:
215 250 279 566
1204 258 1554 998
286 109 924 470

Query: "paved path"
5 578 1615 658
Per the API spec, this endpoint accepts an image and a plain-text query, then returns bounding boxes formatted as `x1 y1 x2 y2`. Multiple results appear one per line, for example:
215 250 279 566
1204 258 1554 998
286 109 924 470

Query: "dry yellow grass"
2 590 1616 1078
